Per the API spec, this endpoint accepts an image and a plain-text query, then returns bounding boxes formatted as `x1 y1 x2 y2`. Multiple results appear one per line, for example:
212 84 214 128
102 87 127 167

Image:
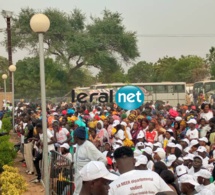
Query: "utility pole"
2 10 13 92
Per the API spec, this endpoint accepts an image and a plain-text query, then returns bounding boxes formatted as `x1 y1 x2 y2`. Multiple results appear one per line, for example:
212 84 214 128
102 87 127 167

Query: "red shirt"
145 130 157 143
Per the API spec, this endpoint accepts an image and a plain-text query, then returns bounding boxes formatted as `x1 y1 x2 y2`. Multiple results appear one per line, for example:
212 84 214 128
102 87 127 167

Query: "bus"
193 80 215 104
90 82 186 106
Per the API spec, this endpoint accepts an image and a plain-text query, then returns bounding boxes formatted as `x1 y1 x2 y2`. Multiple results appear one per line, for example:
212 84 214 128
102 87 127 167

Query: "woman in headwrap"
96 120 109 146
130 122 141 145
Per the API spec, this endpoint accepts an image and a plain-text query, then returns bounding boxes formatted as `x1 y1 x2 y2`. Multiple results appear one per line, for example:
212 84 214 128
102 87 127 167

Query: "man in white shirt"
186 119 199 140
74 127 107 195
109 146 174 195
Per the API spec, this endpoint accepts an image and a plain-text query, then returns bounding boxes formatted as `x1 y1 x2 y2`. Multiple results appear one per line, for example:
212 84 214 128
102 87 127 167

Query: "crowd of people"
10 100 215 194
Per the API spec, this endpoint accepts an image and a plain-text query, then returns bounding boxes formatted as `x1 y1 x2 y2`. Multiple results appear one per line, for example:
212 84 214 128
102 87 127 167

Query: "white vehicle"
90 82 186 106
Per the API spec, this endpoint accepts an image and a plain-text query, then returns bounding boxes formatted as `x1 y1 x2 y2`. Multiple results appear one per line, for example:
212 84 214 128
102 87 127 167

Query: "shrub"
0 136 16 172
0 165 27 195
2 117 12 133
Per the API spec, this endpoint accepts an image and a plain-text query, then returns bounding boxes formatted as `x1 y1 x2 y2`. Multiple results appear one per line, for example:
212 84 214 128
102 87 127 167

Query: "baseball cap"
167 142 176 148
166 129 173 133
120 121 127 127
60 143 70 150
193 155 203 162
154 148 166 160
143 147 153 155
190 140 199 147
80 161 119 181
197 146 207 153
199 137 208 143
136 142 144 147
195 169 211 179
53 112 59 116
153 142 162 148
187 119 197 124
137 131 145 139
134 149 143 157
113 120 120 127
181 138 190 145
179 174 199 186
176 165 188 177
175 144 182 151
145 142 153 149
135 155 148 166
166 155 177 167
183 153 194 161
175 116 182 122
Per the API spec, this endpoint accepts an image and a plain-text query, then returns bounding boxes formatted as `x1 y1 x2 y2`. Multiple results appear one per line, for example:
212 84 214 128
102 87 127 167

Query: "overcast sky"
1 0 215 72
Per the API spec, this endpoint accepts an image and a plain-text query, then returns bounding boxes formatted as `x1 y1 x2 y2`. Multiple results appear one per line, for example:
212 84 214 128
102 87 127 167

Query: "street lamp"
2 74 7 102
9 64 16 132
30 13 50 194
2 10 13 92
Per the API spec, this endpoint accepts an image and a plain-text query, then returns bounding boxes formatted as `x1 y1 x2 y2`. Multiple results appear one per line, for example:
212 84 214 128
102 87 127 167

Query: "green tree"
14 57 68 99
153 57 178 82
174 55 209 83
0 56 10 92
127 61 154 82
8 8 139 84
206 47 215 79
153 55 209 83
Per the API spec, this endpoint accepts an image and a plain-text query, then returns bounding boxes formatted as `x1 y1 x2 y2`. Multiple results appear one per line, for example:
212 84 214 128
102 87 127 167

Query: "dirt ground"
10 132 45 195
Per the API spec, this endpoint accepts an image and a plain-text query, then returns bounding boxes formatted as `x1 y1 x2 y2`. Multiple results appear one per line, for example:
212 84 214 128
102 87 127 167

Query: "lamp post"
2 74 7 102
30 14 50 195
2 10 13 92
9 65 16 132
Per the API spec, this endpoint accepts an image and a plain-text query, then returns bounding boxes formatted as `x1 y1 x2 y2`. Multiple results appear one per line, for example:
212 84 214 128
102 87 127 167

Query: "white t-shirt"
109 170 172 195
200 111 213 121
115 129 125 140
186 128 199 139
56 128 69 143
199 125 211 138
39 130 55 152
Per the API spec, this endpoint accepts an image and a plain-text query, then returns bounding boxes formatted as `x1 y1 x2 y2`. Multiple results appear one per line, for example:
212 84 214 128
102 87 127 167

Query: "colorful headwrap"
128 114 136 122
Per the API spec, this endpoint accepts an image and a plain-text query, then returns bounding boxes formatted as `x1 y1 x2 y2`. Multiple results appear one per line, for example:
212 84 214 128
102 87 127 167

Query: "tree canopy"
9 8 139 74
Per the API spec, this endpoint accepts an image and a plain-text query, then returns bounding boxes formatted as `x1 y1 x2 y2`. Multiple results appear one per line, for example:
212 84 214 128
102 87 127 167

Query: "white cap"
197 146 207 153
193 155 203 162
167 142 176 148
145 142 153 149
187 119 197 124
176 165 188 177
80 161 119 181
183 153 195 161
195 169 211 179
135 155 148 166
190 140 199 147
115 139 123 145
60 143 70 150
175 144 183 151
181 138 190 145
113 120 120 127
153 142 162 148
199 137 208 143
136 142 144 147
166 155 177 167
179 174 199 186
154 148 166 160
120 121 127 127
175 116 182 122
134 149 142 157
53 112 59 116
137 131 145 139
143 147 153 155
113 144 120 150
166 129 173 133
